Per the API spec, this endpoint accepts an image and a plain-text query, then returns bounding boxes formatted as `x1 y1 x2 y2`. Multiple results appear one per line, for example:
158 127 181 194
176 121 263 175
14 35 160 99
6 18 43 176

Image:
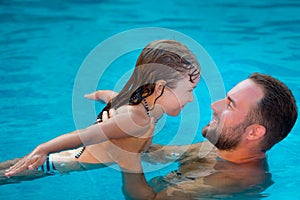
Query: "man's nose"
211 99 226 113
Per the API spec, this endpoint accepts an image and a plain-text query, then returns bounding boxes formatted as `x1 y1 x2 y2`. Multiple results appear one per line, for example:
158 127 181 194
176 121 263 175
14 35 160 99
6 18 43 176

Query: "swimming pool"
1 0 299 199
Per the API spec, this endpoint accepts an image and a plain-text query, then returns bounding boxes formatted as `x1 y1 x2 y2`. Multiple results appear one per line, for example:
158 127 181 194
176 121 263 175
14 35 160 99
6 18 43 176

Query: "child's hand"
84 90 118 103
5 146 48 177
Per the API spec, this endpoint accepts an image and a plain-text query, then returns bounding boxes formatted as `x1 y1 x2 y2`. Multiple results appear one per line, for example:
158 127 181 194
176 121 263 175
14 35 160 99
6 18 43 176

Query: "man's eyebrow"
227 94 237 107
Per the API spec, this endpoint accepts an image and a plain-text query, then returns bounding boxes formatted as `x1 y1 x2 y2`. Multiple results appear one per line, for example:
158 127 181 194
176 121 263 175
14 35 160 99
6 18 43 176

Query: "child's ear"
245 124 266 141
155 80 166 94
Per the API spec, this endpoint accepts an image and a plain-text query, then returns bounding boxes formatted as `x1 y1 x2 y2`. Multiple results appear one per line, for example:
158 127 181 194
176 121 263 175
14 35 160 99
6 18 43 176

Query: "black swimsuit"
75 99 151 159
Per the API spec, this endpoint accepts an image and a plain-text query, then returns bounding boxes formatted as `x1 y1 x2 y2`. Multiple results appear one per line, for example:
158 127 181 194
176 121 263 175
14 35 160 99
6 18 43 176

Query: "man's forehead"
229 79 251 93
228 79 264 101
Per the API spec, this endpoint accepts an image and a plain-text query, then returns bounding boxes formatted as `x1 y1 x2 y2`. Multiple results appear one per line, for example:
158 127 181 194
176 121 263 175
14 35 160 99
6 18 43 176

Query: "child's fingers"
28 157 44 170
84 92 98 100
102 111 109 122
109 109 117 118
6 158 25 172
5 158 29 177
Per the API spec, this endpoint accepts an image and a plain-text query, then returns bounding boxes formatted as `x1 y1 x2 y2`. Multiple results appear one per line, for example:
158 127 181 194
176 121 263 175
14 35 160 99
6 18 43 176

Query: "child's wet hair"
136 40 200 83
96 40 200 122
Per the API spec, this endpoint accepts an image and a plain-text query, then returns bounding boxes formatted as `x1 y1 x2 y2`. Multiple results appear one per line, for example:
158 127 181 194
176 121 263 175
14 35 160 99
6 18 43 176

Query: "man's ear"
245 124 266 141
155 80 166 95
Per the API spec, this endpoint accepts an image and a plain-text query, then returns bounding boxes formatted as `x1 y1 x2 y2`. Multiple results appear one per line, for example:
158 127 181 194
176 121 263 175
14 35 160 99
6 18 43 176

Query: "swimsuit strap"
142 98 151 118
75 146 86 159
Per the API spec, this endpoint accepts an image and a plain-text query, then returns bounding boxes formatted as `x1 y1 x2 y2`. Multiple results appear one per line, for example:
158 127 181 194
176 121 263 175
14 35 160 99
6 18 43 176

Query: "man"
107 73 298 199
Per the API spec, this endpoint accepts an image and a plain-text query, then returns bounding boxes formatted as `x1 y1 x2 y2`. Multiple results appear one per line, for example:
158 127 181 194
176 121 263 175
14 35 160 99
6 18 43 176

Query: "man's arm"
121 165 268 200
142 141 211 164
120 161 157 200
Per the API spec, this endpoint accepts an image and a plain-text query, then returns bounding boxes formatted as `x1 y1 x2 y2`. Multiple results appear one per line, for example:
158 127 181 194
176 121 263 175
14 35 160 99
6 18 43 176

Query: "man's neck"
217 148 266 164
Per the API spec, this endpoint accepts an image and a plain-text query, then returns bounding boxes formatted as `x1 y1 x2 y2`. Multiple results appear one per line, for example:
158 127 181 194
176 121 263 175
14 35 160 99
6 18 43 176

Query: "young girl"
4 40 200 179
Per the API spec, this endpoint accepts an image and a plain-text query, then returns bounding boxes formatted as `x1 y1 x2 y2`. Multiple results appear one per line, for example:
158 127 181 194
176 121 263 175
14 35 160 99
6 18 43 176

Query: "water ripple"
250 2 300 9
264 20 300 27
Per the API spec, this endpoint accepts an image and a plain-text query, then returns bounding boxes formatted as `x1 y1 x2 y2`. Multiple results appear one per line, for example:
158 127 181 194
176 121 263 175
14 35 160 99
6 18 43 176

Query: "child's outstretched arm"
5 106 151 177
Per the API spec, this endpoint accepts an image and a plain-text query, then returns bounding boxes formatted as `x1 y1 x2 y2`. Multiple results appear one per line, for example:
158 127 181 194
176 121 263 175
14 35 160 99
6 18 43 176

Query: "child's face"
158 76 200 116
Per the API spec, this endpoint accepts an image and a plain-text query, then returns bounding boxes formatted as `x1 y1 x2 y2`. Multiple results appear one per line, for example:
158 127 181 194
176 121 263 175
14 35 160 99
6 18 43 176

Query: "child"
4 40 200 178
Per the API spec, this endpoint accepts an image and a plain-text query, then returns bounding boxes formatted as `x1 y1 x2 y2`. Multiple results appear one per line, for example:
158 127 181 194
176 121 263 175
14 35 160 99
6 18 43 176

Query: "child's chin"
168 111 180 116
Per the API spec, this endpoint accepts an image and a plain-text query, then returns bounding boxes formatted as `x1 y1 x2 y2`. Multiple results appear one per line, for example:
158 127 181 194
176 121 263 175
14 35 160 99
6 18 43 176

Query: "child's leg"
51 142 114 174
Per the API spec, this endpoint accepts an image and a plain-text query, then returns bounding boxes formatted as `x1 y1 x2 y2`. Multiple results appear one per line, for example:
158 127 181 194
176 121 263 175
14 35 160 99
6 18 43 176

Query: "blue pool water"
1 0 300 199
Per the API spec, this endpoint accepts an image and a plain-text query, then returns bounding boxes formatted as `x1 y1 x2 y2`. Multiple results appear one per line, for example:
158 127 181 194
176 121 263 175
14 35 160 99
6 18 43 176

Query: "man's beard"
202 120 249 151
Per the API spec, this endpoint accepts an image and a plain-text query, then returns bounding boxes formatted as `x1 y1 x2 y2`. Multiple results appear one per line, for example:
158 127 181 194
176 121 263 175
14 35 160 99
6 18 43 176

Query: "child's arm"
84 90 118 103
5 106 150 177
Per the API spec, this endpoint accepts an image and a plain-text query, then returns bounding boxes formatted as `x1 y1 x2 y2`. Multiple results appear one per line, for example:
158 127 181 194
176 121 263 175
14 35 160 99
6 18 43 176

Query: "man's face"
202 79 264 150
